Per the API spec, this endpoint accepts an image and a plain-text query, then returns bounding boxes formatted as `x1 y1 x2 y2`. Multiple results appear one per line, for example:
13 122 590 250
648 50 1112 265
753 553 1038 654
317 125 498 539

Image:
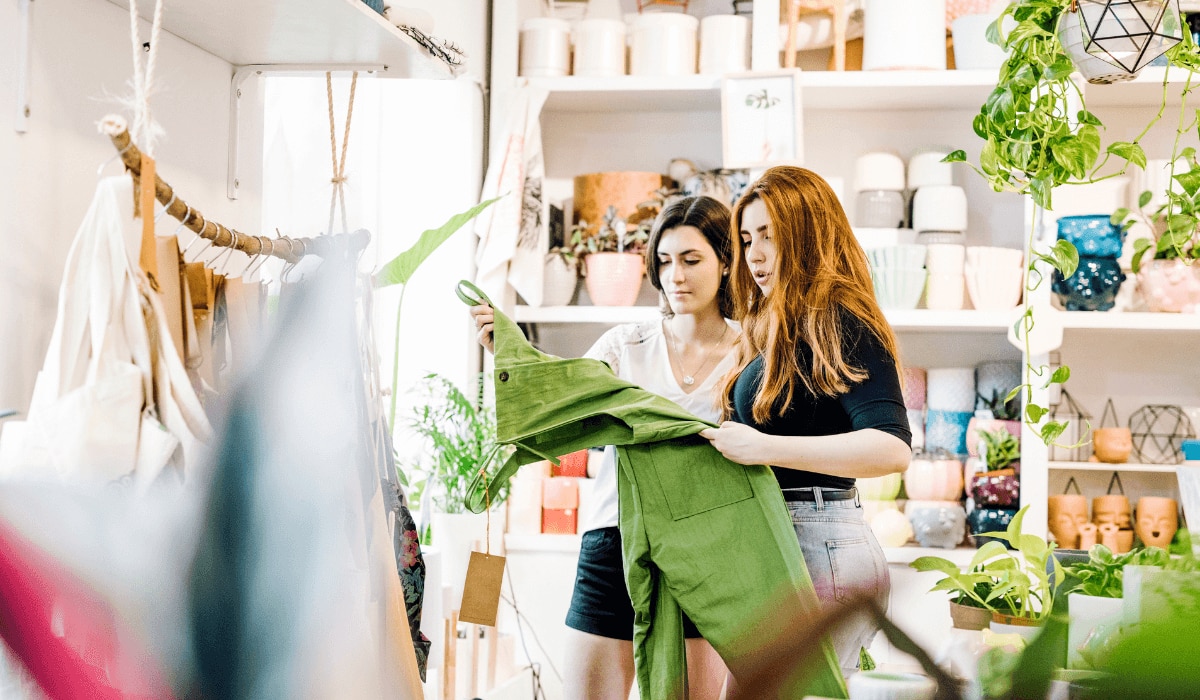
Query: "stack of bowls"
867 244 927 310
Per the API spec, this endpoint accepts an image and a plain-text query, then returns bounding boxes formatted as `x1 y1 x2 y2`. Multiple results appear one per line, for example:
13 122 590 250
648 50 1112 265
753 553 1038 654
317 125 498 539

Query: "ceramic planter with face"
1048 494 1089 549
905 500 967 549
1135 496 1179 549
1092 427 1132 463
1093 495 1132 530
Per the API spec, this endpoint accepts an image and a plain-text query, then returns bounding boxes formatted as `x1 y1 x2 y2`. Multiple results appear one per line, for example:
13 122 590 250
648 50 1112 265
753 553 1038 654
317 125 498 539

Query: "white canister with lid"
629 13 699 77
699 14 750 74
862 0 947 71
520 18 571 77
907 150 954 190
912 185 968 233
573 18 626 77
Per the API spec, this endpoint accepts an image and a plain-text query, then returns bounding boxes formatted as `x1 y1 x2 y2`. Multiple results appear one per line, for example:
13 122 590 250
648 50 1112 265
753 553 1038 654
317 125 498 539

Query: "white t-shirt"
580 318 740 533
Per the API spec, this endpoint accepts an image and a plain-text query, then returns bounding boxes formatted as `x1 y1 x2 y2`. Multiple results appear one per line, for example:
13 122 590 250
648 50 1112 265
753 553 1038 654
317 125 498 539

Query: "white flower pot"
1057 8 1137 85
1068 592 1123 669
542 256 578 307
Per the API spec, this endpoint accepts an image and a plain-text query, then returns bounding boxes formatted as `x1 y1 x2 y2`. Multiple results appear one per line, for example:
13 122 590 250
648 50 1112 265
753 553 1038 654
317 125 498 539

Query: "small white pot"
542 255 579 307
1068 592 1123 669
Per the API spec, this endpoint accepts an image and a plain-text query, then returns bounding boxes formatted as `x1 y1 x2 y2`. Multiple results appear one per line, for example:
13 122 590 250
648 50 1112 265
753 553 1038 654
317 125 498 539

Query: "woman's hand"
699 421 770 466
470 303 496 354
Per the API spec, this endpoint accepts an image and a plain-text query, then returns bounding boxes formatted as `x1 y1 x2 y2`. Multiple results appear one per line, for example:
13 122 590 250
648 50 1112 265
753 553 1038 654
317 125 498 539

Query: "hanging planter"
1058 0 1184 84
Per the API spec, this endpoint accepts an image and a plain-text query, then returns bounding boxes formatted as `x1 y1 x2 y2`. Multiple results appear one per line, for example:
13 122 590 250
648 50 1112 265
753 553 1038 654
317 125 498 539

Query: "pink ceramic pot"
584 253 645 306
904 455 964 502
1138 259 1200 313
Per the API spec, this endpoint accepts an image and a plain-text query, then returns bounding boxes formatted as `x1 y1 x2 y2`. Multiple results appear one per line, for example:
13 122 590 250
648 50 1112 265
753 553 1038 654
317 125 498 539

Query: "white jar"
863 0 947 71
912 185 968 233
854 152 906 192
629 13 699 77
520 18 571 78
907 150 954 190
698 14 750 74
573 18 626 77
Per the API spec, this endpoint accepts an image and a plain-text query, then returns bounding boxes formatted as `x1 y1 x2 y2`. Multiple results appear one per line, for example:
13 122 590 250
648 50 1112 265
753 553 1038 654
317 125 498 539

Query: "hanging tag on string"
139 155 160 286
460 468 505 627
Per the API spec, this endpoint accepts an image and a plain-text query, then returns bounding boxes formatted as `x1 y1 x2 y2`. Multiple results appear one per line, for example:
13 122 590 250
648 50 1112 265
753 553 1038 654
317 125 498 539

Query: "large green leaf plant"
948 0 1200 448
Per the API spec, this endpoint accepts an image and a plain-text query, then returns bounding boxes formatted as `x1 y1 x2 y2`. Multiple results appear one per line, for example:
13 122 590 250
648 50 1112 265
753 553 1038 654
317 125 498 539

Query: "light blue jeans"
786 491 890 675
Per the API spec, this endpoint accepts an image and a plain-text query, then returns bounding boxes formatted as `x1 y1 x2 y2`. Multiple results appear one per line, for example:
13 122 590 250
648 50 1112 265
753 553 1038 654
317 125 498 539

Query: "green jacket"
457 281 846 699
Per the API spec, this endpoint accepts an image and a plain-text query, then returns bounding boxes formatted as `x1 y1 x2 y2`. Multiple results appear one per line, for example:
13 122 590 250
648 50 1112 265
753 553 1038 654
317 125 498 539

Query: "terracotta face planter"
1093 495 1132 530
1135 496 1179 549
1048 494 1089 549
1092 427 1133 464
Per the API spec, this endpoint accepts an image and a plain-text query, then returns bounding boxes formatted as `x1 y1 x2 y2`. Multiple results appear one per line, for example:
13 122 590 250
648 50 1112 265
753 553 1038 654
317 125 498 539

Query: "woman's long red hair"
720 166 901 424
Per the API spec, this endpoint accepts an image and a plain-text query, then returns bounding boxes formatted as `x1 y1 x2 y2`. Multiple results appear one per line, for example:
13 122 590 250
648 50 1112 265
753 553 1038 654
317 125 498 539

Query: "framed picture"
721 70 804 170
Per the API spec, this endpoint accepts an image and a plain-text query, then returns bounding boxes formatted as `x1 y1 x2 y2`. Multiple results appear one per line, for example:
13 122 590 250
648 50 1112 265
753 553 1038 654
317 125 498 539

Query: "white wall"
0 0 262 414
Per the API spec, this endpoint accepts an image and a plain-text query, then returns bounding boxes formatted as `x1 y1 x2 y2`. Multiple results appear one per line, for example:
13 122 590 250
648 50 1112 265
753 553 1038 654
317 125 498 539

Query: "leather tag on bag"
458 551 505 627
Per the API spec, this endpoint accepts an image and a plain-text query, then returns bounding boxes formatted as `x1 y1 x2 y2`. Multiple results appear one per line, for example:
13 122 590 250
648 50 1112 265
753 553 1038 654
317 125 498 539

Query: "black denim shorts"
565 526 703 640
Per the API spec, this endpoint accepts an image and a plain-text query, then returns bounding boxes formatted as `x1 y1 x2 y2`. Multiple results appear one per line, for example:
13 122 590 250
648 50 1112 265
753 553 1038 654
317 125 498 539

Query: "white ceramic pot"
871 266 927 310
863 0 947 71
926 368 976 413
854 151 907 192
629 13 699 77
912 185 968 233
907 150 954 190
965 250 1024 312
699 14 749 74
925 273 967 311
1057 8 1137 84
542 255 579 306
573 18 626 77
519 18 571 77
952 13 1009 70
585 252 645 306
1068 593 1123 669
847 671 937 700
925 242 967 275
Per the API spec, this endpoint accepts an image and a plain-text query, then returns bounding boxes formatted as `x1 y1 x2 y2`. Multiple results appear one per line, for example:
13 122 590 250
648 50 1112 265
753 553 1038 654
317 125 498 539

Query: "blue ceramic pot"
1056 215 1125 258
362 0 385 14
1052 256 1125 311
925 409 973 455
967 507 1018 549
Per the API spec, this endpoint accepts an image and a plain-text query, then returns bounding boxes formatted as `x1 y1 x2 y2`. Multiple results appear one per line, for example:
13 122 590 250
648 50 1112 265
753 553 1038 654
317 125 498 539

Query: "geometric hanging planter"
1059 0 1184 84
1129 404 1196 464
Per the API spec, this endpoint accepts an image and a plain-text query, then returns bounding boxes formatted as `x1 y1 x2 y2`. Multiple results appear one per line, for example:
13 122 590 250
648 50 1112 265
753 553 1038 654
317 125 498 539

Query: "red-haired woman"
700 166 911 677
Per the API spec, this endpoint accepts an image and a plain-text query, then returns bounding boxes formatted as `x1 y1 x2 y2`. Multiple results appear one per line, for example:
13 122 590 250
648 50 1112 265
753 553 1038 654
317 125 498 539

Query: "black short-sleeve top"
731 312 912 491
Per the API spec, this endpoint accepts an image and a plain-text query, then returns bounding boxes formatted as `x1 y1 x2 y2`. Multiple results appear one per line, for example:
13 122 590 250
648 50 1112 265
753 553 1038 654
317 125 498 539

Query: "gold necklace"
667 320 729 386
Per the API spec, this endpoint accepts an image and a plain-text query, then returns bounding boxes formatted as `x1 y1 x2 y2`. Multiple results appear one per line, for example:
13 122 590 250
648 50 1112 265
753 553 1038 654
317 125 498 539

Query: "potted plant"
572 206 651 306
1061 544 1172 668
1113 152 1200 312
910 546 1010 631
949 0 1200 448
971 428 1022 508
404 372 509 596
966 387 1023 459
543 243 580 307
980 505 1064 634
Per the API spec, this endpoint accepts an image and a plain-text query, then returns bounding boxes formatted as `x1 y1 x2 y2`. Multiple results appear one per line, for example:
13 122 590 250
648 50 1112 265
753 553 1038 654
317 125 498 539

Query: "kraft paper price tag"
139 155 159 284
459 551 506 627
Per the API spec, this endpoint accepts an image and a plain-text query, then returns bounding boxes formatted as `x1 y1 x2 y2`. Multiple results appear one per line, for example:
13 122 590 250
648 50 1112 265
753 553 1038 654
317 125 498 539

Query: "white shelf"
1084 66 1200 108
528 75 722 112
531 70 1003 113
1060 311 1200 332
883 545 978 566
108 0 452 78
1049 461 1180 473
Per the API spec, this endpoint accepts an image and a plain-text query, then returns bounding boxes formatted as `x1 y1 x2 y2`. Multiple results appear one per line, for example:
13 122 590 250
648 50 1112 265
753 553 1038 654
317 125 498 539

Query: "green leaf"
1108 141 1148 169
1044 366 1070 387
1111 207 1131 226
987 87 1017 124
1041 420 1068 444
1050 239 1080 278
910 556 961 574
1131 237 1154 273
1175 168 1200 197
1005 386 1023 404
943 150 968 163
1076 109 1102 126
981 139 1000 177
375 196 502 288
1077 125 1103 172
1026 404 1047 423
1030 176 1053 209
1139 190 1154 208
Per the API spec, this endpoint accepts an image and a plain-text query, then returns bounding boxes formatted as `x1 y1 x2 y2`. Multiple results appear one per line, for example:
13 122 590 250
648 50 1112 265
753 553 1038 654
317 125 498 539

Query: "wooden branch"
99 115 368 265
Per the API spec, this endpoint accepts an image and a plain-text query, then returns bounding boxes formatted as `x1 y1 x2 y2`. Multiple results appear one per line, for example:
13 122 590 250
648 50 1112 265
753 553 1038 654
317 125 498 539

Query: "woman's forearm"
758 428 911 479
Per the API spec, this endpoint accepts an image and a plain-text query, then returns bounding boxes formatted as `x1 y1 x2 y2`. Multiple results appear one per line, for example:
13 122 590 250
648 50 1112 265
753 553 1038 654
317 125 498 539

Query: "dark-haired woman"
470 196 737 700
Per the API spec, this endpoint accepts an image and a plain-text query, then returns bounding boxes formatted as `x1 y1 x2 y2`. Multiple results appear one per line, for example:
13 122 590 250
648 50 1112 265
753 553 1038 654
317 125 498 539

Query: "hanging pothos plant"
947 0 1200 446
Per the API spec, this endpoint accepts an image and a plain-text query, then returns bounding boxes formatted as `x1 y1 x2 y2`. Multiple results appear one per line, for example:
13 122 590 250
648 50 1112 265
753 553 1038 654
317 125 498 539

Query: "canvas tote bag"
0 177 210 487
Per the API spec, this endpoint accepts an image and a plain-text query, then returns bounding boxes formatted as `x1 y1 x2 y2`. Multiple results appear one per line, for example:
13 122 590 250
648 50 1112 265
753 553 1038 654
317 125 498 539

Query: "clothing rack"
99 114 368 264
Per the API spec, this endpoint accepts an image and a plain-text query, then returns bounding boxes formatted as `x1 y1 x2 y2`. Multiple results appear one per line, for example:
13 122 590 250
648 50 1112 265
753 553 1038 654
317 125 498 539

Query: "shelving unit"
1049 461 1181 474
1060 311 1200 332
107 0 452 78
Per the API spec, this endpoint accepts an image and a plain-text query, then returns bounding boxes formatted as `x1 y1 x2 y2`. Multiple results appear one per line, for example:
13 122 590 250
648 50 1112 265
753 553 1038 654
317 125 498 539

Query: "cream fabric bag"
0 177 210 487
